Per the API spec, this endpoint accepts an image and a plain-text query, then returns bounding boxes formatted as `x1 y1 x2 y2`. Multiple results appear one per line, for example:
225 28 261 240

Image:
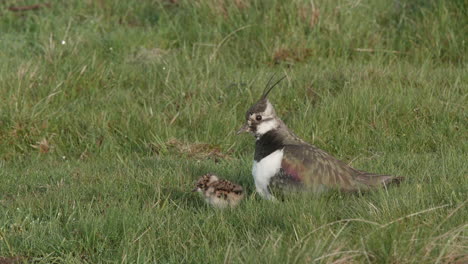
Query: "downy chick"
193 174 244 208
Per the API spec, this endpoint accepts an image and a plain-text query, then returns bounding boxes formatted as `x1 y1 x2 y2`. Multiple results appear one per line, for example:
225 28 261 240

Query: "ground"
0 0 467 263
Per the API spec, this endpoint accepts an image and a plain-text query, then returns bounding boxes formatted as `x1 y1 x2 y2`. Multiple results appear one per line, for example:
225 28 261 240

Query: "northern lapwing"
237 76 403 200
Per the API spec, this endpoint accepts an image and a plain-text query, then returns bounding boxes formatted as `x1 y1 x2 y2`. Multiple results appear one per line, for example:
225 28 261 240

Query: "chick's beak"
191 187 199 192
236 123 250 135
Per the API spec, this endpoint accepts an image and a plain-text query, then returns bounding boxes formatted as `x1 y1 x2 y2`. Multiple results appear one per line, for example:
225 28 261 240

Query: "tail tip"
383 176 404 186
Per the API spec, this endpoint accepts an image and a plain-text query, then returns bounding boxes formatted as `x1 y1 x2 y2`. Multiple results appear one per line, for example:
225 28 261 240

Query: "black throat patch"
254 130 284 162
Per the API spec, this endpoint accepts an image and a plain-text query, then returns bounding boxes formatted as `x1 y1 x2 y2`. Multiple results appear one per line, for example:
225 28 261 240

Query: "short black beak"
191 187 198 192
236 124 249 135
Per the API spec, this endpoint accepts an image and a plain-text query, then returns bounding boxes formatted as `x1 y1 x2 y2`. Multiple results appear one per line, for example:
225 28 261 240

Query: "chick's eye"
256 115 262 121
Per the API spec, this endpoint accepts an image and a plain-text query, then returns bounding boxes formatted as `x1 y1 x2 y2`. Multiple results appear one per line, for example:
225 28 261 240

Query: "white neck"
255 118 279 138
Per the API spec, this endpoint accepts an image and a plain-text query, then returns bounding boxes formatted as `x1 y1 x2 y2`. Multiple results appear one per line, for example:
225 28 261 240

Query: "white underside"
205 196 229 209
252 149 284 200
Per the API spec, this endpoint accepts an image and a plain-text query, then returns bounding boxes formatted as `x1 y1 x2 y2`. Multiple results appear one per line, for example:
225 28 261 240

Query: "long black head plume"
261 75 286 99
261 73 277 97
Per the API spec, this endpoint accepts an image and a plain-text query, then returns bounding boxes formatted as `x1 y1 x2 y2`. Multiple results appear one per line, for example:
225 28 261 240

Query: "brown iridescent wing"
281 144 368 191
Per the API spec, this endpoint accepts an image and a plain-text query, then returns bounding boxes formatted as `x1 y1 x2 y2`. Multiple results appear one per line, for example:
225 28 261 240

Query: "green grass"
0 0 467 263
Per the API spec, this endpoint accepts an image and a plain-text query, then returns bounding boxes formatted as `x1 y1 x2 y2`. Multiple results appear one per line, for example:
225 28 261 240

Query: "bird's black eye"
256 115 262 121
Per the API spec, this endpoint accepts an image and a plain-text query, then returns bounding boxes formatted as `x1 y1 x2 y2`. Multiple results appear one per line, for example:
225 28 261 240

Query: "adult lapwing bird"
237 76 403 200
193 173 244 208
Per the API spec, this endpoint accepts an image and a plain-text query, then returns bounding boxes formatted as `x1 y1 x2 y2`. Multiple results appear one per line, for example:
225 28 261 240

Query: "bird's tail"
355 171 404 188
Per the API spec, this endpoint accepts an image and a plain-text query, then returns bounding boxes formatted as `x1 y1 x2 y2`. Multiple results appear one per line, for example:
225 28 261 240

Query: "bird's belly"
252 149 284 199
205 196 229 209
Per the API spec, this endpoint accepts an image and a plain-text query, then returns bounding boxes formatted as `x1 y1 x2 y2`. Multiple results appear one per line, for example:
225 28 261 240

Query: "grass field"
0 0 467 263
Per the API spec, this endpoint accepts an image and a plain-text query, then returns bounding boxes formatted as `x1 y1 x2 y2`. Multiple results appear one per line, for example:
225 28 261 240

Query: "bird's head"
192 173 219 192
237 75 285 138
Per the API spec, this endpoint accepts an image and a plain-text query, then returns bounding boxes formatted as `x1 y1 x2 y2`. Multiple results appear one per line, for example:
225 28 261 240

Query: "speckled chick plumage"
193 174 244 208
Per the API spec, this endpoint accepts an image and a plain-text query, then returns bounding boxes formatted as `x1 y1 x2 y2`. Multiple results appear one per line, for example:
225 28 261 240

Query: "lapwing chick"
237 75 403 200
193 174 244 209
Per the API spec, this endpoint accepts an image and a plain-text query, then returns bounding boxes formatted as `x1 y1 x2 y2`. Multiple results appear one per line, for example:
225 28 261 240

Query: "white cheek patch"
256 119 278 135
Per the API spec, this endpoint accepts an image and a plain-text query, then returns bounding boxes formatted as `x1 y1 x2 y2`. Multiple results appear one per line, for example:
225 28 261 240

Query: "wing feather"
280 144 403 191
282 144 363 191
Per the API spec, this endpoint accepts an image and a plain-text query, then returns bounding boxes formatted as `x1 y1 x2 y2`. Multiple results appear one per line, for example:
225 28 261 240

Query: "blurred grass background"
0 0 466 263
